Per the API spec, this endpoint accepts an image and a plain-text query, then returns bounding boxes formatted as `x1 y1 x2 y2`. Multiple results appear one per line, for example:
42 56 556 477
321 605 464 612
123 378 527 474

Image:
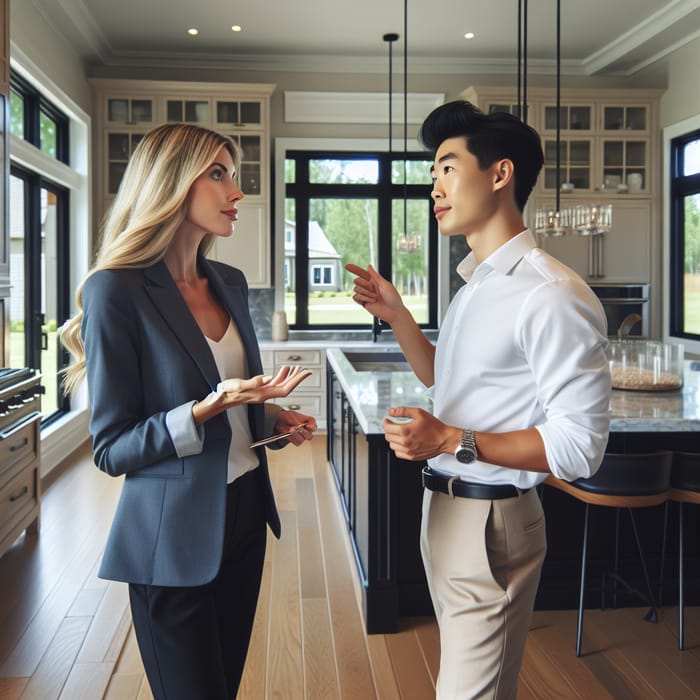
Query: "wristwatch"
455 429 477 464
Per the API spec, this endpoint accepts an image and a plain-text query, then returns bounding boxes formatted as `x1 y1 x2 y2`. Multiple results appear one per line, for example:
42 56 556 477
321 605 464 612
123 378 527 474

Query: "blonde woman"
61 123 316 700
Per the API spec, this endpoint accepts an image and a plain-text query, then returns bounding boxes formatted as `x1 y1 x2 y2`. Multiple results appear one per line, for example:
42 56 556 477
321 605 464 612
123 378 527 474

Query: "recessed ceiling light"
187 28 199 36
464 32 475 39
231 25 242 32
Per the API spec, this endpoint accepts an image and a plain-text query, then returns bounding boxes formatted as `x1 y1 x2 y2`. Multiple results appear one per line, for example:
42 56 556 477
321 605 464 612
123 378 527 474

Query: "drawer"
0 417 39 485
0 464 38 545
273 349 322 367
271 394 322 417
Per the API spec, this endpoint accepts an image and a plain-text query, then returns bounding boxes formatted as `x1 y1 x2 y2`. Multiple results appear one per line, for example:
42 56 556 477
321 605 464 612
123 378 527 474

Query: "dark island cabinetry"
326 365 432 633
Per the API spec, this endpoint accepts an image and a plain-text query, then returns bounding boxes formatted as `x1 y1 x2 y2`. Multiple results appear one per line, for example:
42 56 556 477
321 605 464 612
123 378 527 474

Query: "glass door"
9 167 69 419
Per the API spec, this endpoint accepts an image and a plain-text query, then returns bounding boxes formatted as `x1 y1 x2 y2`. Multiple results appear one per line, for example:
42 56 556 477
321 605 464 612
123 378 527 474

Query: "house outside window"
282 149 438 330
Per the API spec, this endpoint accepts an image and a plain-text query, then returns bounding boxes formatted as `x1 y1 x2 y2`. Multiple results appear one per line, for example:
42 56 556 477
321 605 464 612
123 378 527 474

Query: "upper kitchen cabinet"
466 86 660 284
90 79 275 287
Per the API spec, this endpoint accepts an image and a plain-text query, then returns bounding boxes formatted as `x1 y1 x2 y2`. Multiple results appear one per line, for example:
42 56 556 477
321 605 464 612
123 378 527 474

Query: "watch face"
455 447 476 464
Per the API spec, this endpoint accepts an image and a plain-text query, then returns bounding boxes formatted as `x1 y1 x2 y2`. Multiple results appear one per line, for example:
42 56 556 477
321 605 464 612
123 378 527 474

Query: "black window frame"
284 149 438 330
669 129 700 341
10 73 70 164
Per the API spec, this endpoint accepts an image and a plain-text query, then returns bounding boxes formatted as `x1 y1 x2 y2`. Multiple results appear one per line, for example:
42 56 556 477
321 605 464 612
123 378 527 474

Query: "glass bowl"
607 339 684 392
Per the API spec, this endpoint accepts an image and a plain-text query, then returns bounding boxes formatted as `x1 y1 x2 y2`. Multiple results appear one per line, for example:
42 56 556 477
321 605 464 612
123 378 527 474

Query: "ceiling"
30 0 700 79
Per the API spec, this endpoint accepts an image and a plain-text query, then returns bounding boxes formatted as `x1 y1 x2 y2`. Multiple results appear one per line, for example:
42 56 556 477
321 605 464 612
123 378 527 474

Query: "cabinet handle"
285 404 301 410
9 485 29 502
9 437 29 452
287 355 302 361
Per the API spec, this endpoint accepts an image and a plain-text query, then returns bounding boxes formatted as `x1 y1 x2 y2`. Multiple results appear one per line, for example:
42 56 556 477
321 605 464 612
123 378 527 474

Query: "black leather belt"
421 466 530 500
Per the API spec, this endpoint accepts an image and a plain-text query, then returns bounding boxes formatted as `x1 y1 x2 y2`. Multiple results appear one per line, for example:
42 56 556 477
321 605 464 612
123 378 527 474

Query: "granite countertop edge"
327 350 700 435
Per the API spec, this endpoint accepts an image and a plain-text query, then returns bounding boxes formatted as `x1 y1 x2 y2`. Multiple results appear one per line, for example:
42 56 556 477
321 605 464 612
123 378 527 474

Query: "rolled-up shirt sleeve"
520 279 612 482
166 401 205 458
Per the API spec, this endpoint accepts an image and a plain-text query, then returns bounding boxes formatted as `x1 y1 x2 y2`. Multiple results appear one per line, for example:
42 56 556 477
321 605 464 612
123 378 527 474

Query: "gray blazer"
81 257 281 587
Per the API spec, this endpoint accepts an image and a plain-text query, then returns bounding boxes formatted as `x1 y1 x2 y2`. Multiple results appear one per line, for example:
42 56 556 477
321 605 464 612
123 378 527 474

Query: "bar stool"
659 451 700 650
545 451 672 656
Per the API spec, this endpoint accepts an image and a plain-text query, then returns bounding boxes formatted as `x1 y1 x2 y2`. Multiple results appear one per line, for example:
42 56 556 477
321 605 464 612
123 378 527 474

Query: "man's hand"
382 407 461 461
345 263 406 325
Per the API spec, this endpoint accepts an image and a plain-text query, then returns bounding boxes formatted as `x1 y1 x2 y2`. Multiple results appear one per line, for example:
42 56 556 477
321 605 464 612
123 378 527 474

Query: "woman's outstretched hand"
345 263 405 324
193 366 312 424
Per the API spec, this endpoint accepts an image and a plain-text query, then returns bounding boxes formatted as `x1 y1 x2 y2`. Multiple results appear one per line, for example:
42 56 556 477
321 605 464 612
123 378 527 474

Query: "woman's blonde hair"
60 122 240 395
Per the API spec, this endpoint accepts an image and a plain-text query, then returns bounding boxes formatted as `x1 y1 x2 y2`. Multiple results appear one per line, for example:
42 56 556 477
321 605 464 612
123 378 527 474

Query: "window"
8 73 72 424
283 150 438 329
10 74 69 163
669 130 700 342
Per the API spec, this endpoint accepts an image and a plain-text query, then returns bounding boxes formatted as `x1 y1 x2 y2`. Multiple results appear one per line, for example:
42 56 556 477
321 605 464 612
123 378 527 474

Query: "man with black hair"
346 100 611 699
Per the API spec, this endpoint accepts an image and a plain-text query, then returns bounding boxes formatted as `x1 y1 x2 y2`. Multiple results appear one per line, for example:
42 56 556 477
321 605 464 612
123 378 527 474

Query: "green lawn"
685 291 700 334
285 292 428 326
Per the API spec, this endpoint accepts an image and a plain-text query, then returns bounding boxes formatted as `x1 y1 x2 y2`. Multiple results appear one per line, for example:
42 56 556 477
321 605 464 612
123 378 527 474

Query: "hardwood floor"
1 436 699 699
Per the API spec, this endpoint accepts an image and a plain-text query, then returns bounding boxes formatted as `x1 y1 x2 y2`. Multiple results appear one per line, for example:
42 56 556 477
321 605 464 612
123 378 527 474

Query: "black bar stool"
546 451 672 656
659 451 700 650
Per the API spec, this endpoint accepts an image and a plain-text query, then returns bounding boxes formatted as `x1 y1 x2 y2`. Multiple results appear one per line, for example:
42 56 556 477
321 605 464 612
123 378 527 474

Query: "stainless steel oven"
589 283 650 337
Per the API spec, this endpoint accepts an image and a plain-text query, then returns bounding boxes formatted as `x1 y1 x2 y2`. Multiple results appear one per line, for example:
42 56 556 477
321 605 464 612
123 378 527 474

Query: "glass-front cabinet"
105 96 154 125
91 79 275 286
538 101 650 195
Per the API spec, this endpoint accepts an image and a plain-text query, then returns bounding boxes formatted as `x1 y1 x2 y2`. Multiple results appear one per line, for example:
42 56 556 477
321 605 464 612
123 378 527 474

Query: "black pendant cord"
403 0 408 239
556 0 561 212
523 0 528 123
517 0 522 118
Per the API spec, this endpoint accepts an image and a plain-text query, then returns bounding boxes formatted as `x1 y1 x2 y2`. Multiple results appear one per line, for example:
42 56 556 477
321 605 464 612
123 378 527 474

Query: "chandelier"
533 0 612 239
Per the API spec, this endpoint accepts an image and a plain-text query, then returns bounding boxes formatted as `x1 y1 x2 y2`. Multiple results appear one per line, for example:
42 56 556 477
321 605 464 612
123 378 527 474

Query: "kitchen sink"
342 351 410 372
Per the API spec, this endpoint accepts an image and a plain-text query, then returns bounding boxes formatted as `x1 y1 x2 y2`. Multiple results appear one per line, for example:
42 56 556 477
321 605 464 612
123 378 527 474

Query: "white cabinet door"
211 203 270 287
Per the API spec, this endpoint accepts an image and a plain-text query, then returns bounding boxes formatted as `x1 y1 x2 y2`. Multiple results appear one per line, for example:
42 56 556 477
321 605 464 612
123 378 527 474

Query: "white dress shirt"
428 229 611 489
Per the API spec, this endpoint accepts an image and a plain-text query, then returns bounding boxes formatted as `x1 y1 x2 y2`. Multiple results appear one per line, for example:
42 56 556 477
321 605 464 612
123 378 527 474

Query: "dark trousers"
129 468 268 700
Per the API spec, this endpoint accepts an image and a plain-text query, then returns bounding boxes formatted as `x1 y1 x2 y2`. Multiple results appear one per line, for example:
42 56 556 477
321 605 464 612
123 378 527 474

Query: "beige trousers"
420 487 546 700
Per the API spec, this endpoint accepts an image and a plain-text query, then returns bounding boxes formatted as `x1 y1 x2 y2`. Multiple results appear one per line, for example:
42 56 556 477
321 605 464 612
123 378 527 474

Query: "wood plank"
384 622 435 700
266 510 304 698
301 598 340 700
412 615 440 685
524 610 615 699
0 677 28 700
311 446 377 699
18 616 91 700
520 627 586 699
58 662 113 700
365 634 401 700
586 608 700 698
238 564 271 699
76 582 129 663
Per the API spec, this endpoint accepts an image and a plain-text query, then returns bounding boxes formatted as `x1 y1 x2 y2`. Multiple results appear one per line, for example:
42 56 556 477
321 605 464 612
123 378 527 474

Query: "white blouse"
205 319 260 484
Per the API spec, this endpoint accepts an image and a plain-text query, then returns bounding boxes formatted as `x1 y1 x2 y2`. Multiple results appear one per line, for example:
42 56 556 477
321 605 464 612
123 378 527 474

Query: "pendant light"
534 0 612 244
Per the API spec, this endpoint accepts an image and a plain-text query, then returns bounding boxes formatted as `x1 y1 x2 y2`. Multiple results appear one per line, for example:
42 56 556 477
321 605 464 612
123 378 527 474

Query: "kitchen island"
326 348 700 633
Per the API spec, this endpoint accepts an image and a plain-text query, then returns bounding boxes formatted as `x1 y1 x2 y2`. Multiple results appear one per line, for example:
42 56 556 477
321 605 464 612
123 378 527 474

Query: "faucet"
617 313 642 338
372 315 382 343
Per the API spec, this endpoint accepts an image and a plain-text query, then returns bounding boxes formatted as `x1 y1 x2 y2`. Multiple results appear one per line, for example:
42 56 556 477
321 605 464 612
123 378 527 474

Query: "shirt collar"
456 229 537 283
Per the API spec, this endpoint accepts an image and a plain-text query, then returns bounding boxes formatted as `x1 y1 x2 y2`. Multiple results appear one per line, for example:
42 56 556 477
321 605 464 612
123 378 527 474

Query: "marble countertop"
326 348 700 435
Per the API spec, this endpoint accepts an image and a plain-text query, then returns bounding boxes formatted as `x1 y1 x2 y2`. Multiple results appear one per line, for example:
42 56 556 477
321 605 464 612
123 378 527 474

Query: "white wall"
660 35 700 128
10 0 91 113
